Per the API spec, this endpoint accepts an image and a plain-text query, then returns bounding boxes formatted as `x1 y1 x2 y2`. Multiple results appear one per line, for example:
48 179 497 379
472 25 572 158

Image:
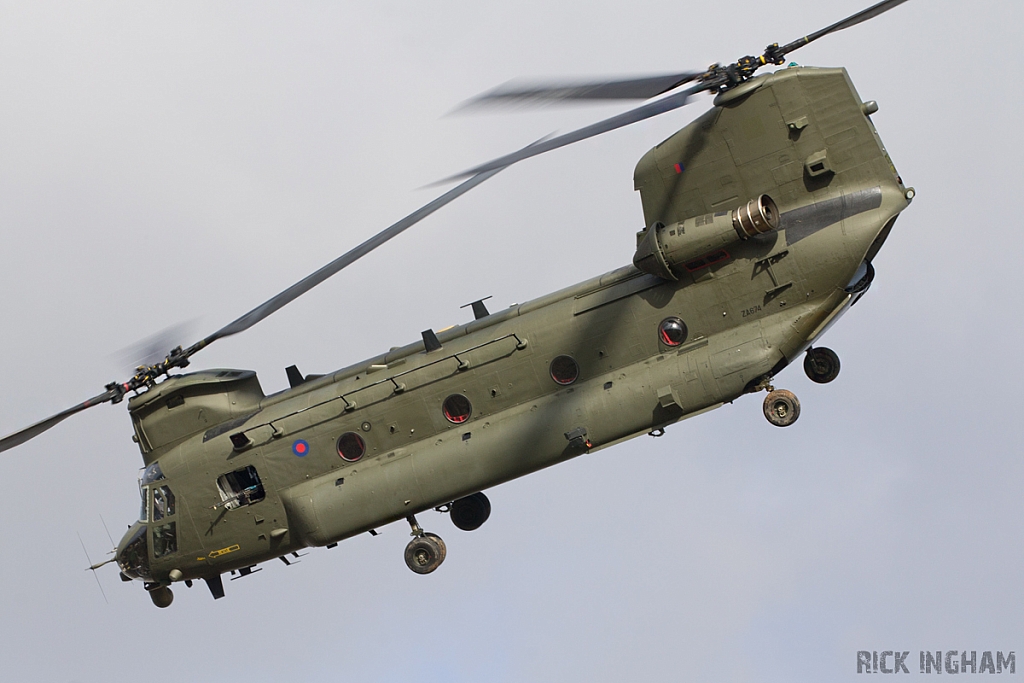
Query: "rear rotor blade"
0 387 121 454
779 0 911 55
443 83 707 183
464 72 704 108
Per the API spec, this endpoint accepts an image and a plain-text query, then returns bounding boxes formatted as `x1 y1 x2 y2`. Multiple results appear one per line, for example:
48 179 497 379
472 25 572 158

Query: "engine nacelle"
633 195 779 280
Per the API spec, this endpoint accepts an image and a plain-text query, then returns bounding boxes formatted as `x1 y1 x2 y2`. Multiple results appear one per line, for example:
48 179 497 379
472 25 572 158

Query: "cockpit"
117 461 178 580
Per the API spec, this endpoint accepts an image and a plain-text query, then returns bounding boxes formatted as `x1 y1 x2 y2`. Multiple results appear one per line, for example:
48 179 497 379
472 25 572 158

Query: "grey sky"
0 1 1021 681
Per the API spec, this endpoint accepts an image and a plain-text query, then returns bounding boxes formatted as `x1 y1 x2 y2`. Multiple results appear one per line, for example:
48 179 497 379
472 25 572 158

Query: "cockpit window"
216 465 266 510
152 522 177 558
139 463 172 523
139 486 149 523
140 462 165 485
152 486 176 521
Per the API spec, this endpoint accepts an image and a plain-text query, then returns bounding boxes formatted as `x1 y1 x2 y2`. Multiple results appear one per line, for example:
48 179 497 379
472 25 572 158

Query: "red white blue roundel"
292 439 310 457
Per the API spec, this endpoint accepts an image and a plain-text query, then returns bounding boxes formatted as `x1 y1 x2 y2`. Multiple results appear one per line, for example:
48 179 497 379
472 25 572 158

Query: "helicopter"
0 0 913 608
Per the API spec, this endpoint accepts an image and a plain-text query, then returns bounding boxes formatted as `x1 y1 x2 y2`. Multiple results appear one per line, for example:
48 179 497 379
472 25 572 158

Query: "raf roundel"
292 439 310 457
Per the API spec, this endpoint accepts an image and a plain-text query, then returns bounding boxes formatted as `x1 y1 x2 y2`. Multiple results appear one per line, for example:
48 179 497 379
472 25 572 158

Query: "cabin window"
443 394 473 424
152 486 176 521
152 522 177 558
658 317 688 347
337 432 366 462
216 465 266 510
550 355 580 385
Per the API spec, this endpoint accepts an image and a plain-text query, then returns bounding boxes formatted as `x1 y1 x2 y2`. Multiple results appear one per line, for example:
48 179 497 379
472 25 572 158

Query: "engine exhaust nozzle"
733 195 780 239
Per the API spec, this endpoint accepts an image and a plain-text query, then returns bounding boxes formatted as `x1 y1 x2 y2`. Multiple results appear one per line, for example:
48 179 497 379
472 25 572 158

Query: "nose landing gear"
404 514 447 574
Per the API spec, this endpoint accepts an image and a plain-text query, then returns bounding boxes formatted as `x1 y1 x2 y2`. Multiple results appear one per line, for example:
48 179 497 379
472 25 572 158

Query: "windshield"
138 461 166 522
140 461 164 485
138 485 149 522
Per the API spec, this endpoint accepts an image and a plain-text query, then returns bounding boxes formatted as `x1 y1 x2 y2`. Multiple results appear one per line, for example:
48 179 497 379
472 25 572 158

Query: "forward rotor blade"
3 161 514 454
464 72 705 108
443 83 707 183
779 0 911 55
193 166 507 349
113 319 197 375
0 387 120 454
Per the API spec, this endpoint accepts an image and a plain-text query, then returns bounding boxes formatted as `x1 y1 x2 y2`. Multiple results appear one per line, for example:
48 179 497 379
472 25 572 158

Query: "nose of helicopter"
116 522 151 581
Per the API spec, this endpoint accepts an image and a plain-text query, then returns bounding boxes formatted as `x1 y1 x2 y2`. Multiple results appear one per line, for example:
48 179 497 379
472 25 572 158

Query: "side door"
202 453 290 568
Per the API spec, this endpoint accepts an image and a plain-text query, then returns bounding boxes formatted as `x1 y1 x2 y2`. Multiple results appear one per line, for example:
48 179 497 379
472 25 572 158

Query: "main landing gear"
804 346 840 384
404 515 447 574
756 347 842 427
403 492 492 574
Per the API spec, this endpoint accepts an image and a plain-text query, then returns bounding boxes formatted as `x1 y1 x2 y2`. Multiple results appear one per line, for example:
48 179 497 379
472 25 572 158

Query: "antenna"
77 533 109 604
99 515 116 549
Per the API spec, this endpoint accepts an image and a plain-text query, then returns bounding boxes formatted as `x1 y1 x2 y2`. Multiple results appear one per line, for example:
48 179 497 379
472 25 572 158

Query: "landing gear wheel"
424 532 446 563
450 492 491 531
763 389 800 427
804 347 840 384
405 534 446 574
148 586 174 608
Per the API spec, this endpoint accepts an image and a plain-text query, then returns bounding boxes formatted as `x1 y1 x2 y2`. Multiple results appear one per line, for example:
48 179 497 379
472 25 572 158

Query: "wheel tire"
148 586 174 608
804 347 840 384
763 389 800 427
450 492 491 531
404 534 446 574
424 532 447 563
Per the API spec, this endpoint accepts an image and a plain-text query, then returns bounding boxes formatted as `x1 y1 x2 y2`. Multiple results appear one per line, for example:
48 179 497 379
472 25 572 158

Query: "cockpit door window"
137 461 166 523
152 522 177 558
152 486 176 521
151 484 178 557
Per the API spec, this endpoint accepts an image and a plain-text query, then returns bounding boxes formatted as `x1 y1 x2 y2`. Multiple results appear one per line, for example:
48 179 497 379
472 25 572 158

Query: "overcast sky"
1 1 1021 682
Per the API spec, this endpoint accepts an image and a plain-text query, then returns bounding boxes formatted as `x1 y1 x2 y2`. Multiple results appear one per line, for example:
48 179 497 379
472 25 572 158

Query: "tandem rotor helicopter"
1 0 913 607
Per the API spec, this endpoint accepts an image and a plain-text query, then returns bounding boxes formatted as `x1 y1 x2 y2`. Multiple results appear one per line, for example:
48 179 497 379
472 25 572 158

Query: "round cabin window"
443 394 473 424
549 355 580 385
658 317 688 347
337 432 366 462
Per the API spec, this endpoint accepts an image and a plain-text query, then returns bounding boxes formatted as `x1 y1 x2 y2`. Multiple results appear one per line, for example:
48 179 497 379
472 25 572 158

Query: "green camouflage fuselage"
117 66 911 587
